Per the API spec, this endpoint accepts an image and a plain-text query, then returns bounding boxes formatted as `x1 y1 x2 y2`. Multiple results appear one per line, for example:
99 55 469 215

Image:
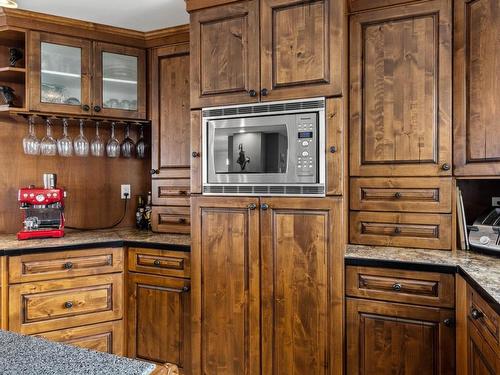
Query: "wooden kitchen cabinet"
189 0 343 108
191 196 343 375
127 272 191 372
28 32 146 119
454 0 500 176
349 0 452 176
346 298 455 375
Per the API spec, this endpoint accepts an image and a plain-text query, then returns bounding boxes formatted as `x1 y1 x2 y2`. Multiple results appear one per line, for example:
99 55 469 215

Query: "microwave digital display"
298 131 313 139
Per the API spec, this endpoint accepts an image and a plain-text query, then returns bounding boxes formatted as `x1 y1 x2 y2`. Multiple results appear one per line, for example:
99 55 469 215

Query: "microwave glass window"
213 125 288 174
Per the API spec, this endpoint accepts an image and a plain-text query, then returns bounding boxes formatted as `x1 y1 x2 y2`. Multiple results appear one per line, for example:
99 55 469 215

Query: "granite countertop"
346 244 500 313
0 330 156 375
0 228 191 255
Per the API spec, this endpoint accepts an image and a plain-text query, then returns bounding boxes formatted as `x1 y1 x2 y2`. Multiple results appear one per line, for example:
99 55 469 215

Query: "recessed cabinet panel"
260 0 343 100
190 0 260 107
454 0 500 175
350 0 452 176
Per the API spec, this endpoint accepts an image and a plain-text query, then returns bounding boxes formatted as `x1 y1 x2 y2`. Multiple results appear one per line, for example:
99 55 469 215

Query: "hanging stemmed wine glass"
74 119 89 157
40 118 57 156
136 125 147 159
22 116 40 155
90 121 105 157
106 122 120 158
57 118 73 157
121 123 135 158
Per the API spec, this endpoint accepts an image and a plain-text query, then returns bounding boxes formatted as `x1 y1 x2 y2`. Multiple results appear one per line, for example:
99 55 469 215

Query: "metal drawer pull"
182 286 190 293
392 283 402 291
443 318 454 327
63 262 73 270
64 301 73 309
394 192 402 199
154 259 161 266
247 203 257 210
471 308 484 320
393 227 401 234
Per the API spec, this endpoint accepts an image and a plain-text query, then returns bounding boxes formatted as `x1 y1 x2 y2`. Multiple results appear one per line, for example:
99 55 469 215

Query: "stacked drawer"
152 172 191 234
350 177 453 249
8 248 124 355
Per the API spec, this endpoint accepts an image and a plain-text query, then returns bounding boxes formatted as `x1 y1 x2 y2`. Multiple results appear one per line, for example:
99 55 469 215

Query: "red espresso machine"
17 174 65 240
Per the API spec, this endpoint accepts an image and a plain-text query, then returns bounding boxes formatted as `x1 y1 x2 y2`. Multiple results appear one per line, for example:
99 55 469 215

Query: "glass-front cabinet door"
29 32 92 115
93 42 146 119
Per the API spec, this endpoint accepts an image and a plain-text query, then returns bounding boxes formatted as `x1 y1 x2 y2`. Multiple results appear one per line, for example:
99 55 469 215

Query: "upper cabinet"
189 0 343 108
454 0 500 176
29 32 146 119
349 0 452 176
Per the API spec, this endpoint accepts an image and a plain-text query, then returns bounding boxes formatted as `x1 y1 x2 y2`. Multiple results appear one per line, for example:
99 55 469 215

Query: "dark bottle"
144 192 152 230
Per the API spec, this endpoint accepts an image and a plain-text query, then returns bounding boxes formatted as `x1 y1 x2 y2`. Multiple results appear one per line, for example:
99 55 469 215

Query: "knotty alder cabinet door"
190 0 260 108
349 0 452 176
454 0 500 176
347 298 455 375
259 0 343 101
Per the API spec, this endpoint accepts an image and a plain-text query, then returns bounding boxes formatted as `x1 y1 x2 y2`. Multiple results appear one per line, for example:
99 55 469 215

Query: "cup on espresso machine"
43 173 57 189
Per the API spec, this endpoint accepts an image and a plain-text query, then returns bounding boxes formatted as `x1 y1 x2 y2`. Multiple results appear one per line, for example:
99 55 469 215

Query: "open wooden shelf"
0 66 25 83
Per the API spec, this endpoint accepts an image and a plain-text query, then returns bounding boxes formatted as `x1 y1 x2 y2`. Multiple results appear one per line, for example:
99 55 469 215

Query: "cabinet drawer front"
9 274 123 334
350 212 451 250
152 179 190 206
9 248 123 283
128 248 190 278
35 320 124 355
468 285 499 349
346 266 455 308
350 177 452 213
152 206 190 234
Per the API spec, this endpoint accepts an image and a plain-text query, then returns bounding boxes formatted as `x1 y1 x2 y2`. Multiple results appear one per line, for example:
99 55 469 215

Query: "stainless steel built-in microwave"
202 98 326 196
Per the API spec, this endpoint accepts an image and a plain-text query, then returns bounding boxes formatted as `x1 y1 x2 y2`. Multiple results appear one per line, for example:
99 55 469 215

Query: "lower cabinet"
191 196 344 375
346 298 455 375
35 321 124 355
468 323 498 374
127 269 191 372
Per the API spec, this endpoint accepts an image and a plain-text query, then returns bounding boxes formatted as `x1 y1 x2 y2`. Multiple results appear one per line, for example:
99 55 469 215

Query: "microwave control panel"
296 114 317 176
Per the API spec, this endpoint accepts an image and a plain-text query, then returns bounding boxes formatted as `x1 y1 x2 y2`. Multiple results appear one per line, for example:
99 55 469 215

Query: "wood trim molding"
185 0 241 12
0 7 189 48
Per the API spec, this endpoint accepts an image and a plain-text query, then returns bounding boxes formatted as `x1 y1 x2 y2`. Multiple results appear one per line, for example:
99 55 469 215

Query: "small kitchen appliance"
17 174 65 240
469 206 500 254
202 97 326 196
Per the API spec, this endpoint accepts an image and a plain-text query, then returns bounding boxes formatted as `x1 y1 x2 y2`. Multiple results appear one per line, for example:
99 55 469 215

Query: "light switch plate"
121 184 131 199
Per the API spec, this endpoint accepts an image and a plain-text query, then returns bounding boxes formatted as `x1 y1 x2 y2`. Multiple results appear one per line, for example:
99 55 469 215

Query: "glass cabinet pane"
102 52 138 111
41 42 82 105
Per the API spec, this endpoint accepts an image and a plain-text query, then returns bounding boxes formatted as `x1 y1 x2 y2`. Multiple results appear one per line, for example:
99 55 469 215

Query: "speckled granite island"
346 244 500 313
0 330 156 375
0 228 191 255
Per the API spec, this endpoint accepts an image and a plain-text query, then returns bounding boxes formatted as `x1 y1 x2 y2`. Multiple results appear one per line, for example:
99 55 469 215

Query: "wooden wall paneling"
190 110 202 194
92 42 147 119
260 197 343 375
190 0 260 108
190 196 260 375
349 0 452 176
326 97 344 195
260 0 344 101
453 0 500 176
150 43 191 178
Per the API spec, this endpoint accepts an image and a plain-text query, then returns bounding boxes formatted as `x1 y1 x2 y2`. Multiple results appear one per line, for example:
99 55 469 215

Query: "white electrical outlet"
121 184 131 199
492 197 500 207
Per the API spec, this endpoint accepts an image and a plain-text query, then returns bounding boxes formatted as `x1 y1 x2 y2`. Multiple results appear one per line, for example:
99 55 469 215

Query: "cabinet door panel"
191 197 260 375
260 0 343 100
190 0 260 108
261 197 343 375
151 44 190 177
127 273 190 371
350 0 452 176
29 32 92 115
468 322 498 375
454 0 500 175
347 298 455 375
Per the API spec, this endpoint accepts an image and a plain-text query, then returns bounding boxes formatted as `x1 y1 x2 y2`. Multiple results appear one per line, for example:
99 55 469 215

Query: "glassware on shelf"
90 121 105 157
74 119 89 157
22 116 40 156
121 124 135 158
40 118 57 156
106 122 120 158
136 125 147 159
57 118 73 157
